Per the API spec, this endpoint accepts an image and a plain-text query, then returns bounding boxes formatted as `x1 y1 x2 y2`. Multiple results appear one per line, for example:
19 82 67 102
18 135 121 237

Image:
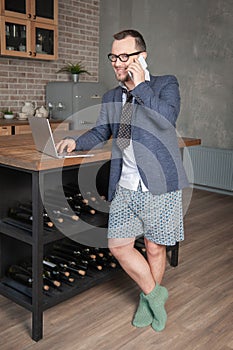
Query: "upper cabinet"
0 0 58 60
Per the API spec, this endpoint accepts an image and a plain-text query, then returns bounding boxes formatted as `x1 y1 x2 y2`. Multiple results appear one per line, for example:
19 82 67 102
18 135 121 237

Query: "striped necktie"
116 89 133 150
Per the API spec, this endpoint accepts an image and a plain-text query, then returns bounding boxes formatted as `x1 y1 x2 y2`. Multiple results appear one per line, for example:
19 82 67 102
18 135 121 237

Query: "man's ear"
141 52 147 60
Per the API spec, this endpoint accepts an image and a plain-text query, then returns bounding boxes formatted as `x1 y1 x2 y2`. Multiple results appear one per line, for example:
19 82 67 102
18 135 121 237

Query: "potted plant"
3 110 14 119
57 61 91 82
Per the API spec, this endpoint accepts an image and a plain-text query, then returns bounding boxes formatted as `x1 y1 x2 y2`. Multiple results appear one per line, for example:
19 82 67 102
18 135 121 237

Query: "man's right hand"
55 138 76 154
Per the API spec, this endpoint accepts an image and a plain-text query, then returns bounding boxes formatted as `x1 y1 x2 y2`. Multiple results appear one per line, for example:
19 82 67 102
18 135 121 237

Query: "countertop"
0 118 67 127
0 132 201 172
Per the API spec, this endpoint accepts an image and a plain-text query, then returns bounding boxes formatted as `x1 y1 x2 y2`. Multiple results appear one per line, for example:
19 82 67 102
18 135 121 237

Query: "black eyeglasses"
108 51 144 62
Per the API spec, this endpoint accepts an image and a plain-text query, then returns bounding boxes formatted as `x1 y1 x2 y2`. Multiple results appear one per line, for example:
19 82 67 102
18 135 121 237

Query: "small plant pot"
4 114 14 119
72 74 79 83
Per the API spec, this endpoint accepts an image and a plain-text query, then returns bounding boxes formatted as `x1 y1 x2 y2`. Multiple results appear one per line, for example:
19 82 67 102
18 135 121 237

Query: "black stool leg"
169 242 179 267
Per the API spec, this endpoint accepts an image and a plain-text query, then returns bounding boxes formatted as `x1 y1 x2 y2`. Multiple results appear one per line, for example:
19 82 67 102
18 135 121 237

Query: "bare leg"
109 238 155 295
144 238 166 285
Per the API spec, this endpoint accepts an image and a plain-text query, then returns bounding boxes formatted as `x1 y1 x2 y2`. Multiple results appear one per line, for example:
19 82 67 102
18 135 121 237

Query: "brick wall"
0 0 100 115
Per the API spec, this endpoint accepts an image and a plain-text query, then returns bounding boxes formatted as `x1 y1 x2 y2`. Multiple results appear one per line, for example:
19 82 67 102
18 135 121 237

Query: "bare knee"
144 238 166 259
109 244 128 260
108 241 134 261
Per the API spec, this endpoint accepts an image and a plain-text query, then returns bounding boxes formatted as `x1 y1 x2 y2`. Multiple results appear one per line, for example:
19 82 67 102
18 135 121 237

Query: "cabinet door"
0 16 57 60
1 1 57 23
32 22 58 59
0 0 57 59
1 0 30 20
14 125 31 134
0 16 30 57
32 0 58 25
0 126 11 136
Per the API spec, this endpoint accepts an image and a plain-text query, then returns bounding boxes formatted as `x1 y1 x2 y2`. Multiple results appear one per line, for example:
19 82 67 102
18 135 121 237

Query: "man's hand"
127 58 146 87
56 138 76 154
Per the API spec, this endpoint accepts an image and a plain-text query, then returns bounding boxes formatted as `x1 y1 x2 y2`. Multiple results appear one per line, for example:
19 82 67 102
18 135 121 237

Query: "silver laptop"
28 117 94 159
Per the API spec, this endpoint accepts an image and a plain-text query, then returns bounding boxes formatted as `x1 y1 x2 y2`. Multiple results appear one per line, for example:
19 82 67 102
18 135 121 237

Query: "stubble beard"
116 72 130 84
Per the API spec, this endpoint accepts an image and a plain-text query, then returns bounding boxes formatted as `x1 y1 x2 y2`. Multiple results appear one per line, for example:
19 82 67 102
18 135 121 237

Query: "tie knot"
122 88 133 102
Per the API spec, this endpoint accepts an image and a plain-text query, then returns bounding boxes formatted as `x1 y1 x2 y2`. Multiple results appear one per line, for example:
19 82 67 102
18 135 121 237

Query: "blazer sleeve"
131 75 180 127
74 95 112 151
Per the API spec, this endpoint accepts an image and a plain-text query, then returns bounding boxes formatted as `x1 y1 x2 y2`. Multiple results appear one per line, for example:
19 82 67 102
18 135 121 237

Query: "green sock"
132 292 153 328
144 284 169 332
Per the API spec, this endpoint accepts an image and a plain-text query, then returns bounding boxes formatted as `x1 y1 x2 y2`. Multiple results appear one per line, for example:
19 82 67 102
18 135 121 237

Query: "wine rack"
0 159 179 341
2 237 122 307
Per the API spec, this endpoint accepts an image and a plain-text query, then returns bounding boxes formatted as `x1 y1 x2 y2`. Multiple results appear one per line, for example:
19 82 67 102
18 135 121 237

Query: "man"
56 29 189 331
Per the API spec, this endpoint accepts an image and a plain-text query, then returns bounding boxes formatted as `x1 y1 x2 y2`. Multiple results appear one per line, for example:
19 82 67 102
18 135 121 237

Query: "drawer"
14 122 69 135
0 126 12 136
51 123 69 131
14 125 31 135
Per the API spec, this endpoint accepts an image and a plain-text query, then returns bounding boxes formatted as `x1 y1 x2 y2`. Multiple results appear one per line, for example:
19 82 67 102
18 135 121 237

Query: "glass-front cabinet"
0 0 58 60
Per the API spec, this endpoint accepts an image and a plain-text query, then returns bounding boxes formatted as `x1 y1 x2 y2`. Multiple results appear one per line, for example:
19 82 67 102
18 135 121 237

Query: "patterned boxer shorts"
108 184 184 246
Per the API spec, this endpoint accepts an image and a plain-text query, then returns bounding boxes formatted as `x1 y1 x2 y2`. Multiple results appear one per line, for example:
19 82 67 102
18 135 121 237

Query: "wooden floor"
0 189 232 350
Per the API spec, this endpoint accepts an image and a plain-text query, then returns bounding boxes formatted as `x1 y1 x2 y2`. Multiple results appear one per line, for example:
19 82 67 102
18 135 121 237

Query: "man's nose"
114 57 124 66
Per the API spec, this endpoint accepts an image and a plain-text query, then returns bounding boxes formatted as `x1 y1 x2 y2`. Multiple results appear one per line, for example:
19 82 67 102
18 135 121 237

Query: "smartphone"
138 55 147 70
128 56 147 80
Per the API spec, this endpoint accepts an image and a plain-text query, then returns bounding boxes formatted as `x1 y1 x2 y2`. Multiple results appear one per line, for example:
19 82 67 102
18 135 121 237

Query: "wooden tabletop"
0 132 201 172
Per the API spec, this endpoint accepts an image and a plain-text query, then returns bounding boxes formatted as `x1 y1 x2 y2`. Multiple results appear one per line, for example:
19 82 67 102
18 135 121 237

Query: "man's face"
111 36 138 83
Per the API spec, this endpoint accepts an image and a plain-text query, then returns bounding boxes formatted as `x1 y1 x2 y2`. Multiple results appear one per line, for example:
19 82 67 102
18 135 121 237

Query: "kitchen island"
0 132 201 341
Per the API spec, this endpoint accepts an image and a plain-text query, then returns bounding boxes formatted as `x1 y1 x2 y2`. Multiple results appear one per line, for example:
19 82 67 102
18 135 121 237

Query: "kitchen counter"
0 132 201 171
0 118 66 127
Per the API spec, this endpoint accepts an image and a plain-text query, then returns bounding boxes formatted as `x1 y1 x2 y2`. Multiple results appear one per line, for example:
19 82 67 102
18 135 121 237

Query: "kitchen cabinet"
0 119 69 136
14 121 68 135
0 125 11 136
46 82 107 130
0 0 58 60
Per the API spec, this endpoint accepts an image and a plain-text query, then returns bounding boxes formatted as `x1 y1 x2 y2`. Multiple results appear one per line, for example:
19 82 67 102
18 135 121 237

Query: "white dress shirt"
118 69 150 191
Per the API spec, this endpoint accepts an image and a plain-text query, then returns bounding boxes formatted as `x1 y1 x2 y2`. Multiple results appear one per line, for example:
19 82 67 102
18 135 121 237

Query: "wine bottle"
54 186 98 215
18 262 51 292
44 195 80 222
10 273 33 287
97 256 117 269
42 274 61 288
43 212 63 224
51 252 88 271
72 203 95 215
61 264 86 276
43 259 70 277
45 254 77 268
17 202 64 224
57 241 118 269
9 208 54 228
91 248 119 269
8 266 33 287
56 273 75 285
51 209 79 222
86 257 103 271
45 254 86 276
53 243 97 260
66 191 89 206
8 264 32 276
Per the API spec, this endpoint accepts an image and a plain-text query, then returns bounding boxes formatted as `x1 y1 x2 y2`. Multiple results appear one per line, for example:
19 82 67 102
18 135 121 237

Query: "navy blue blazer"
74 75 189 201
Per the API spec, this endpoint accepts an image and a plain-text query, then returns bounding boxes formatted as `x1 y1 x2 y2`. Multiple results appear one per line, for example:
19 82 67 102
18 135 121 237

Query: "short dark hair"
113 29 146 52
